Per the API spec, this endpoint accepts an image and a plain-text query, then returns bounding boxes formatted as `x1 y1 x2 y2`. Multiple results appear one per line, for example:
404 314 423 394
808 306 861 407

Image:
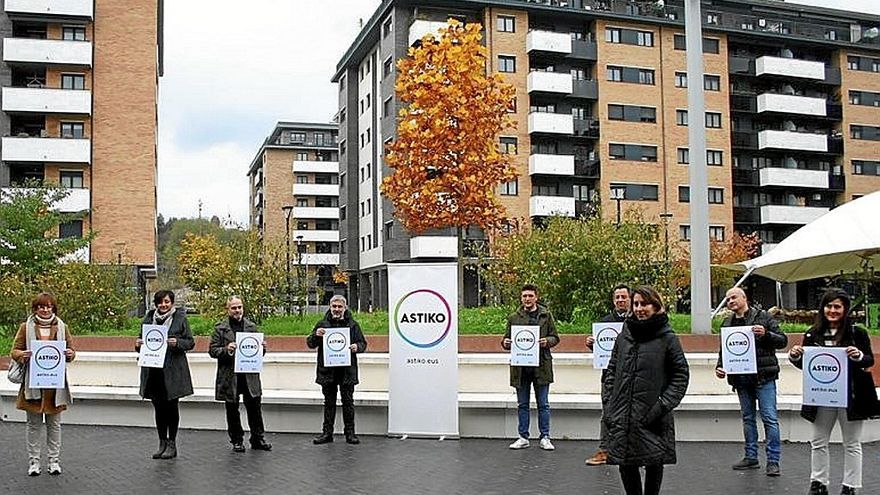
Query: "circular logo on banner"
725 331 752 357
34 345 63 371
238 336 261 358
326 331 347 352
595 327 619 352
513 329 536 351
145 329 166 351
393 289 452 349
808 352 843 385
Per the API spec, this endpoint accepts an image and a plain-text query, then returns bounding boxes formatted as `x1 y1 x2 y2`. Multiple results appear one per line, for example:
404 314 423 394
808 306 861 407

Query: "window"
677 148 689 164
498 55 516 73
703 38 720 54
500 179 518 196
825 30 837 41
497 15 515 33
640 107 657 123
340 206 346 220
60 171 83 188
382 17 392 38
678 186 690 203
383 57 393 78
704 75 720 91
853 160 880 176
608 104 624 120
675 72 687 88
708 188 724 204
674 34 686 50
500 137 517 154
383 97 393 118
339 75 345 92
385 221 394 240
571 67 588 81
607 66 622 81
296 175 308 184
638 69 655 85
573 184 591 201
641 146 657 162
706 13 719 25
679 225 691 241
290 132 305 142
62 26 86 41
610 183 659 201
297 221 309 230
676 110 688 126
61 74 85 90
314 133 325 146
710 226 725 241
851 125 863 140
848 56 860 70
605 28 621 43
296 198 308 207
705 112 722 129
59 220 83 239
296 153 309 162
508 97 517 113
609 143 625 160
637 31 653 47
366 94 371 109
60 122 84 138
707 150 723 166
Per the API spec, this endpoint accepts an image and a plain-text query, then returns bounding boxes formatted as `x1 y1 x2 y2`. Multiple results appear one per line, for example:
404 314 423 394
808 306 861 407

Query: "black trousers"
225 375 265 444
321 383 355 435
619 465 664 495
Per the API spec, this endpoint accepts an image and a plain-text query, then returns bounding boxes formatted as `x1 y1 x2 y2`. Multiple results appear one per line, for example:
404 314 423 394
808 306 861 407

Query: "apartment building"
0 0 163 290
247 122 341 304
334 0 880 310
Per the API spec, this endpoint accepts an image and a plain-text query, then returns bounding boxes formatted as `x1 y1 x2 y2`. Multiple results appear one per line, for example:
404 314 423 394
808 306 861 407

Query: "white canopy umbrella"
714 190 880 313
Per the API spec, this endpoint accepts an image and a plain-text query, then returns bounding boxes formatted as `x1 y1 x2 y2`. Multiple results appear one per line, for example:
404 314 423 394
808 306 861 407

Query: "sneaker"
732 457 760 470
840 486 856 495
232 442 246 453
27 460 40 477
808 481 829 495
47 461 61 475
765 462 780 477
585 449 608 466
508 437 530 449
539 437 555 451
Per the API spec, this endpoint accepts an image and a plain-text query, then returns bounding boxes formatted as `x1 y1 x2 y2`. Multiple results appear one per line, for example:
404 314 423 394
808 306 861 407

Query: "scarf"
152 306 176 328
625 312 670 343
23 314 72 405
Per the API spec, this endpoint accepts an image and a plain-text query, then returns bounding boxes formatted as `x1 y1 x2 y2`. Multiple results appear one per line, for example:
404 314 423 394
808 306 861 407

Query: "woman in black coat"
603 286 690 495
135 290 194 460
789 289 877 495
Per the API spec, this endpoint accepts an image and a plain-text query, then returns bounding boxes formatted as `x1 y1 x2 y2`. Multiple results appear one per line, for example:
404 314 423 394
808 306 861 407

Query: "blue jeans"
736 380 781 463
516 378 550 439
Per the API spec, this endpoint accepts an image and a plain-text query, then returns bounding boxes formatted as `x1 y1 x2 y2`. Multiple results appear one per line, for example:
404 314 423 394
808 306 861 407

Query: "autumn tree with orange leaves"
382 20 517 233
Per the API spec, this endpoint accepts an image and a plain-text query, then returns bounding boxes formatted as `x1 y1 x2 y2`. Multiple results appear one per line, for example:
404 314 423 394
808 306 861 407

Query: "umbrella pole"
711 266 756 317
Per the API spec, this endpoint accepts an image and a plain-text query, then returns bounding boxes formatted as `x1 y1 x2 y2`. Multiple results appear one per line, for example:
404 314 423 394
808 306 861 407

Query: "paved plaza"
1 422 878 494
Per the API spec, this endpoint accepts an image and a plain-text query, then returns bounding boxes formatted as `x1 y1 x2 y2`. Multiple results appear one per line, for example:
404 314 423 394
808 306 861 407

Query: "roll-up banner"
388 263 459 437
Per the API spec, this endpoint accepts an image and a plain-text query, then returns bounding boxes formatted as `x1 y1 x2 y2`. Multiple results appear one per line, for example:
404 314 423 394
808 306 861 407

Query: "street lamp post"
610 185 626 226
282 205 294 316
659 212 673 266
295 234 304 315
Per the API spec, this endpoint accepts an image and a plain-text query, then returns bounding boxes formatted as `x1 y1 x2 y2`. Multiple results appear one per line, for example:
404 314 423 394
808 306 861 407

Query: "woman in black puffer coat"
603 286 690 495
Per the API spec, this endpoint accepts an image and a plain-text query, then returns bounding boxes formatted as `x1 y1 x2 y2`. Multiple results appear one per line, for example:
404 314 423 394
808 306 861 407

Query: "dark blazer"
307 309 367 386
137 309 195 401
208 317 264 402
791 323 878 422
715 306 787 388
502 304 560 387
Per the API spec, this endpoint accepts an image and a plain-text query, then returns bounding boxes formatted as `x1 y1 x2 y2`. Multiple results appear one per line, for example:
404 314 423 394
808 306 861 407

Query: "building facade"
247 122 341 305
334 0 880 310
0 0 164 289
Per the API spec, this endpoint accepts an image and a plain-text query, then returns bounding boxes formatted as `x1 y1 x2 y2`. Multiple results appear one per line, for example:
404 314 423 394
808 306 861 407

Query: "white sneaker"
47 461 61 475
539 437 555 451
508 437 530 449
27 460 40 476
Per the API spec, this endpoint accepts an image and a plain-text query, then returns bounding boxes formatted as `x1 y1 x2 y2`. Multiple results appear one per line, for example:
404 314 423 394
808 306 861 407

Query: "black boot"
160 440 177 459
345 433 360 445
807 481 828 495
840 486 856 495
313 432 333 445
152 439 167 459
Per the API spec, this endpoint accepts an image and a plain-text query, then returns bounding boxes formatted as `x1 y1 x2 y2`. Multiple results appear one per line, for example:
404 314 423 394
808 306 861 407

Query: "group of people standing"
8 285 878 495
508 283 877 495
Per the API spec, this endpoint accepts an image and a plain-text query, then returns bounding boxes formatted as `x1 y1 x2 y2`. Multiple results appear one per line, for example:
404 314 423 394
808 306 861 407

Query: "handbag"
7 359 24 384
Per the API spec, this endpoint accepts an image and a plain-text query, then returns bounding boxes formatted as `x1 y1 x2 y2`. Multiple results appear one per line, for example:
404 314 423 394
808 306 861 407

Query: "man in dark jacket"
715 287 786 476
307 295 367 445
502 284 560 451
208 296 272 453
585 284 631 466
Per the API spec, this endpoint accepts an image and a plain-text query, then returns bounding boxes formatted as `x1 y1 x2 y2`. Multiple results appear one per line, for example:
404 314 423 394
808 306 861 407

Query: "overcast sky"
157 0 880 225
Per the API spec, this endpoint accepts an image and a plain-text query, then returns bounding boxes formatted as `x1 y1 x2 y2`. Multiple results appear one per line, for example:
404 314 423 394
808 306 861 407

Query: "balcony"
760 205 828 225
410 236 457 258
408 20 448 46
755 56 825 81
575 158 600 178
758 168 829 189
5 0 93 18
3 38 92 66
1 137 90 163
574 118 600 138
293 184 339 196
292 160 339 174
528 112 574 135
571 80 598 99
293 230 339 243
526 30 571 54
529 154 574 176
734 206 760 224
2 87 91 114
527 71 572 94
301 253 340 265
758 130 827 153
292 207 338 220
2 187 89 212
756 93 826 117
570 39 597 60
530 196 575 217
